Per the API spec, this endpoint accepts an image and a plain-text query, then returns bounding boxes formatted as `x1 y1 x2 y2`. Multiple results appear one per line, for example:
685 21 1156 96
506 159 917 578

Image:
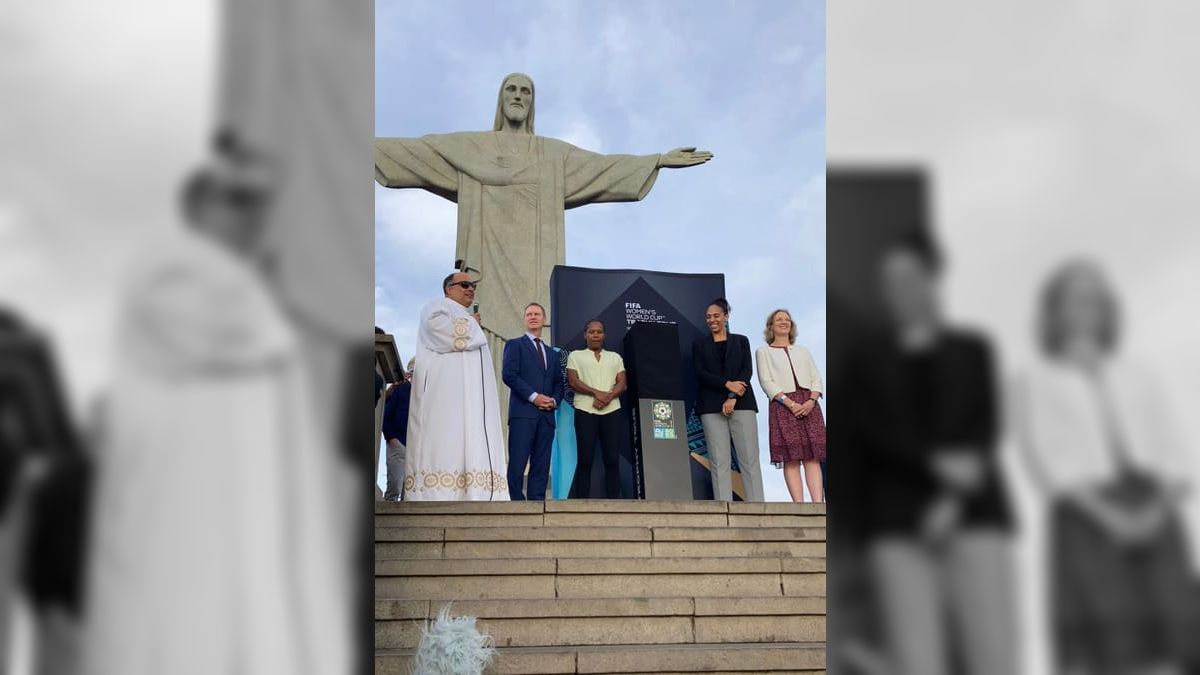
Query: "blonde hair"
763 309 797 345
1038 259 1120 357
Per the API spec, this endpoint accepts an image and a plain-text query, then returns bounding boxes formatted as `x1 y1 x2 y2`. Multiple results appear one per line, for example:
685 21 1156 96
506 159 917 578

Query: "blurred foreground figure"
83 155 350 674
1015 261 1200 674
847 238 1015 675
0 310 52 673
0 310 87 675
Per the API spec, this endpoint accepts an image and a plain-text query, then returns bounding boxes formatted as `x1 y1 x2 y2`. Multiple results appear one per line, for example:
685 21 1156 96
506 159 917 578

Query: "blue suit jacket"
502 335 563 422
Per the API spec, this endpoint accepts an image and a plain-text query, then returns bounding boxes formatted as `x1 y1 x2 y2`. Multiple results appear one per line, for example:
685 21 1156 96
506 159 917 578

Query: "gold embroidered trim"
453 336 469 351
403 471 508 493
452 318 470 337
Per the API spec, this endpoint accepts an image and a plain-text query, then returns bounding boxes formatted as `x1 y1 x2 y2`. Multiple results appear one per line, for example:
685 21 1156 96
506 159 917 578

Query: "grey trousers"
700 410 765 501
869 532 1015 675
384 439 406 501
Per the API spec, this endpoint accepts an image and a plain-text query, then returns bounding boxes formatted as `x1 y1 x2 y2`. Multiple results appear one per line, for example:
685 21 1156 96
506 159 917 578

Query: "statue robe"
375 131 661 342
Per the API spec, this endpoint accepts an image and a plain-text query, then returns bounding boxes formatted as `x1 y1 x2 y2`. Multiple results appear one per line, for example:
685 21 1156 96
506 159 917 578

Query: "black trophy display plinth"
623 322 692 500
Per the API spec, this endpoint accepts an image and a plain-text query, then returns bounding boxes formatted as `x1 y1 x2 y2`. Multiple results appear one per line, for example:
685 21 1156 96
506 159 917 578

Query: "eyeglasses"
450 281 479 290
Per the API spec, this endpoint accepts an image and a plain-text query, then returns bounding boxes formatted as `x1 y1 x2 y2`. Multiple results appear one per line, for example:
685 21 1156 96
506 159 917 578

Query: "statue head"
493 73 534 134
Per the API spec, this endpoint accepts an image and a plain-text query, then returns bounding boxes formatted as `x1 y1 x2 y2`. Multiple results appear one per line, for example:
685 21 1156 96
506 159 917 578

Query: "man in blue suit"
502 302 563 500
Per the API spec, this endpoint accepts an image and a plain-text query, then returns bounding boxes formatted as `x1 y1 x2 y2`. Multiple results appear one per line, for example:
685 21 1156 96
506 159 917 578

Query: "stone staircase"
375 500 827 674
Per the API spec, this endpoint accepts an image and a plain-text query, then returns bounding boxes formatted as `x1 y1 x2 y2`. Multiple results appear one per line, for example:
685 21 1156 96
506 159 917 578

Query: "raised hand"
659 147 713 168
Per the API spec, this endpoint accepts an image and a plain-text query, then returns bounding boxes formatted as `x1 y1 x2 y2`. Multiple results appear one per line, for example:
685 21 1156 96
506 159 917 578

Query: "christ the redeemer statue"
375 72 712 349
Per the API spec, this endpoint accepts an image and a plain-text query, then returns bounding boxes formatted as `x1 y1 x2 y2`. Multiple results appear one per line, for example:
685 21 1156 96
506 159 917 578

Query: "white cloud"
601 12 634 57
375 186 457 262
553 117 605 153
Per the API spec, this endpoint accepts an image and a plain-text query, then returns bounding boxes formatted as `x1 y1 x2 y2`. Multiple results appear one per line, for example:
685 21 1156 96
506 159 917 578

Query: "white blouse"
1014 357 1200 572
755 343 823 399
1013 358 1184 494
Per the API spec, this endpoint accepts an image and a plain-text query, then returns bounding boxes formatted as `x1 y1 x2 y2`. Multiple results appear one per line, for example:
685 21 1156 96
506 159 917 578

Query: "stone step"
376 512 826 529
375 526 827 542
376 596 827 620
375 557 826 600
375 641 826 674
374 500 826 529
375 526 827 559
375 596 826 649
372 501 826 670
374 500 826 515
375 556 826 577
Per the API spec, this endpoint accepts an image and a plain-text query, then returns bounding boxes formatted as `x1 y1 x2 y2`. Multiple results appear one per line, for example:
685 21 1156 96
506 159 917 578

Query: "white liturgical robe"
85 229 350 675
404 296 509 500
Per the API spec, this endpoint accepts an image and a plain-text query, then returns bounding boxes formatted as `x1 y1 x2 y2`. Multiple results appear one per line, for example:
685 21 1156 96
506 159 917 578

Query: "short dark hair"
525 302 546 314
179 163 270 225
442 273 458 294
708 297 731 316
584 318 605 332
884 230 943 274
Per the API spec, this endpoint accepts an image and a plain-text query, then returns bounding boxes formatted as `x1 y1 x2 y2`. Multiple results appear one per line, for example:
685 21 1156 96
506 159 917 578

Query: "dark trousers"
572 409 623 498
1053 498 1200 673
507 415 555 500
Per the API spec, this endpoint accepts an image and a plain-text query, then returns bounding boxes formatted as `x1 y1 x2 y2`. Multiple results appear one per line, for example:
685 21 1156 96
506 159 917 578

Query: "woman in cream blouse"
755 309 826 502
1015 260 1199 673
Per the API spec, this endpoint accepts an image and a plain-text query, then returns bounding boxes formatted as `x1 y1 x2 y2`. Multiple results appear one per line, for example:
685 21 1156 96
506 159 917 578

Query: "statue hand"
659 147 713 168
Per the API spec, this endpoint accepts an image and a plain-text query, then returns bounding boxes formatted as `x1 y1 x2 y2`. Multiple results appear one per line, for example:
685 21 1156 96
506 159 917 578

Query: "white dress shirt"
525 332 548 402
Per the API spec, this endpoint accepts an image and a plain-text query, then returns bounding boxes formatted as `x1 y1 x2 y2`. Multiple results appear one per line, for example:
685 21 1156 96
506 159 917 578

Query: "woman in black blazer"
692 298 764 501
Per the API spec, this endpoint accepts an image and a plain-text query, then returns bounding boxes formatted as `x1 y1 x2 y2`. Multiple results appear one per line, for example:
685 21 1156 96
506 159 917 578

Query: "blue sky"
376 0 826 500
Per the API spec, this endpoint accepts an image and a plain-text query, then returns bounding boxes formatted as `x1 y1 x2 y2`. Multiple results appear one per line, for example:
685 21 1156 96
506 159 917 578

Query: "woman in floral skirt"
755 308 826 502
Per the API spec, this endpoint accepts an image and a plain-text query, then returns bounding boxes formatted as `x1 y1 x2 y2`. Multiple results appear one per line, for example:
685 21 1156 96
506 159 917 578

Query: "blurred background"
828 2 1200 674
1 1 372 674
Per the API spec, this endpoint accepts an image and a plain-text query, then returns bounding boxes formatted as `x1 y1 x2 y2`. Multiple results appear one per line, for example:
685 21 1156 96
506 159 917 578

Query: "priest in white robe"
403 272 509 501
84 159 351 675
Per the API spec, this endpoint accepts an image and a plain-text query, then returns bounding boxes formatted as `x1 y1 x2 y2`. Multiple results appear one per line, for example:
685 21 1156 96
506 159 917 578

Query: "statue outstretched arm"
375 136 459 202
657 147 714 168
562 145 662 208
561 143 713 208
